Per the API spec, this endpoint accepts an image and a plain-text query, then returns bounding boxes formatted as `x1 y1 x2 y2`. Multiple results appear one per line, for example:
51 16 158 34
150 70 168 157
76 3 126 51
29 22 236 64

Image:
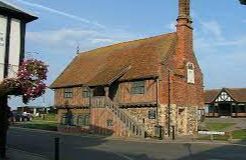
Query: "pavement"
6 127 246 160
1 148 48 160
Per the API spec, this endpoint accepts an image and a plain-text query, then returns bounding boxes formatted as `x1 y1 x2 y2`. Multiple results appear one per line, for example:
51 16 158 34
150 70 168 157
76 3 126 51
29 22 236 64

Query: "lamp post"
167 69 171 137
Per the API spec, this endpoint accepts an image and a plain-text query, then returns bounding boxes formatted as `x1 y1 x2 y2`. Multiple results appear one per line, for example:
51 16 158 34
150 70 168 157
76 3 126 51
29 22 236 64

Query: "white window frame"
187 62 195 84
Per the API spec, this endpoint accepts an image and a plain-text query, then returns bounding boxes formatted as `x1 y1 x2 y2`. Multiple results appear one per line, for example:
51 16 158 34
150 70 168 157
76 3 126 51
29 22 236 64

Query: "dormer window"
187 62 195 84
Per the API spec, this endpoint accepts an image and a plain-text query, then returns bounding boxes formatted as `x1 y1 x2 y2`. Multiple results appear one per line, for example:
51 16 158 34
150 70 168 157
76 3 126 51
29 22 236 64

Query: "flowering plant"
1 59 48 103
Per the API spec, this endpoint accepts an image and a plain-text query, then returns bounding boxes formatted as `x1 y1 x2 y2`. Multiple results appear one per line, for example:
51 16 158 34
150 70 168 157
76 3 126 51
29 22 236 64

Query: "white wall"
8 18 21 78
0 15 7 82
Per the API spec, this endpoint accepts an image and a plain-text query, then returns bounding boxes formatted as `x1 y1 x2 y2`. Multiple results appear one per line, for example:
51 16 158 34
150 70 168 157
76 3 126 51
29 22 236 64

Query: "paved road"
7 128 246 160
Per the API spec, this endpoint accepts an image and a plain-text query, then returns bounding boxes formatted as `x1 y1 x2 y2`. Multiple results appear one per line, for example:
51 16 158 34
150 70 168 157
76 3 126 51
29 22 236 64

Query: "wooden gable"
215 90 234 102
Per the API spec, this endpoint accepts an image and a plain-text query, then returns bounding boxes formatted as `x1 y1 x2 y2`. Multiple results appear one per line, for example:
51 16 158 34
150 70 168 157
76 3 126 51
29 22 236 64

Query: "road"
7 127 246 160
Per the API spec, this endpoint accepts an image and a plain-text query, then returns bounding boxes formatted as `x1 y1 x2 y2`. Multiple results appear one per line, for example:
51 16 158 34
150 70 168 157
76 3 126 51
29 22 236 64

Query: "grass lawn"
232 129 246 140
14 120 58 131
33 114 57 122
206 122 235 131
198 122 236 141
198 135 230 141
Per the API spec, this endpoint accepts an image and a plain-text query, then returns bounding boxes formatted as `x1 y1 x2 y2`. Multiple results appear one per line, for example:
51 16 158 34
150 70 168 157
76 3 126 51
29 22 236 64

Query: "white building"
0 0 37 82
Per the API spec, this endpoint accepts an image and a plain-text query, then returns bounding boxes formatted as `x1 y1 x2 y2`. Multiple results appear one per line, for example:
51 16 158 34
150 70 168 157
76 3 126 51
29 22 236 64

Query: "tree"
0 59 48 159
240 0 246 5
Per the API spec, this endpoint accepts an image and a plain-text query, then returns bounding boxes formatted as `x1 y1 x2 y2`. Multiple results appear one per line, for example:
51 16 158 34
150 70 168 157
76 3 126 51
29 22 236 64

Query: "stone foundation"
56 104 198 138
123 107 157 136
158 104 198 136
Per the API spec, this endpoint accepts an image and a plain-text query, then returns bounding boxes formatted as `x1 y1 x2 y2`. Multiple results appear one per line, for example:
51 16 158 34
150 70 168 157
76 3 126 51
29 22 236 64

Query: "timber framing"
119 102 157 108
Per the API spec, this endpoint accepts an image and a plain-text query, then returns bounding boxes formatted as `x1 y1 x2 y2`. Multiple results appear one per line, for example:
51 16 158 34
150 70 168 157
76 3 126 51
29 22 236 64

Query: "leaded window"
148 110 156 119
131 81 145 94
77 114 90 126
61 115 68 125
107 119 113 127
82 88 90 98
64 88 73 98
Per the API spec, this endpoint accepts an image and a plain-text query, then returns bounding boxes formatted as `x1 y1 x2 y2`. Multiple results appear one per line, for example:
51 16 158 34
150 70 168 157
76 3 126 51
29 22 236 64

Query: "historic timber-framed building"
205 88 246 117
50 0 204 138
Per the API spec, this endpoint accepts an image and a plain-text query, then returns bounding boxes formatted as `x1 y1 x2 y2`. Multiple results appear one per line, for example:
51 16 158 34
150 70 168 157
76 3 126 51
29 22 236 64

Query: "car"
12 111 33 122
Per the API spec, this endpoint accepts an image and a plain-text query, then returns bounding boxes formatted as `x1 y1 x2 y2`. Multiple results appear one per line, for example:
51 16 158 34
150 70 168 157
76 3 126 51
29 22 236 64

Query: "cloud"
12 0 105 28
91 38 114 44
166 21 176 31
193 18 246 88
195 19 246 52
200 20 223 40
26 28 140 54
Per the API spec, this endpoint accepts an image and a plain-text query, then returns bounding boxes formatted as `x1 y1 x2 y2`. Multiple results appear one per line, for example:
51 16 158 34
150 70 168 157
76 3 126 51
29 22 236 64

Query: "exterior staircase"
106 98 147 138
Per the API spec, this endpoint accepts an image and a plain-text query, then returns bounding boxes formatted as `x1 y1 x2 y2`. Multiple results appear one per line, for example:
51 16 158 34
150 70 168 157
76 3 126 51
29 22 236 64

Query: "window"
238 105 246 113
148 110 156 119
107 119 113 127
187 63 195 84
93 86 105 97
61 115 68 125
71 115 77 126
131 81 145 94
64 88 73 98
82 88 90 98
77 114 90 126
208 105 214 113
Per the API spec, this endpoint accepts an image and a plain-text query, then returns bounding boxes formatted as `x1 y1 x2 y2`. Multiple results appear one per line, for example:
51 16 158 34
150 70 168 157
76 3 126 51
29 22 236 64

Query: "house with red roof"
50 0 204 138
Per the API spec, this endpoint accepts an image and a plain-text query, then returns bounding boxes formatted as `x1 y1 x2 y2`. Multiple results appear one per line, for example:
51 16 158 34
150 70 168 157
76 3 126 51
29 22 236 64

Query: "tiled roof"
227 88 246 102
204 89 220 103
50 33 177 88
205 88 246 103
0 0 37 22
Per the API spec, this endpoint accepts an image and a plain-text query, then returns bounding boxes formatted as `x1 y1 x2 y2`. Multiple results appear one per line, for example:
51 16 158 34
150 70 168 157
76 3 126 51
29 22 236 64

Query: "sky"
4 0 246 108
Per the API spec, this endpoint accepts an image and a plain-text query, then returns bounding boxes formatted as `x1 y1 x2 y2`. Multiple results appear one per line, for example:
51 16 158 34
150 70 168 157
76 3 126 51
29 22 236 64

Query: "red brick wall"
158 17 204 108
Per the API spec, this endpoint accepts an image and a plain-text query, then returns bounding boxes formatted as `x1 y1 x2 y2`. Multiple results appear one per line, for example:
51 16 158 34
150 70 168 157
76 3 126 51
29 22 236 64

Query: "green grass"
33 114 57 122
14 120 58 131
206 122 235 131
198 135 230 141
232 129 246 140
198 122 236 141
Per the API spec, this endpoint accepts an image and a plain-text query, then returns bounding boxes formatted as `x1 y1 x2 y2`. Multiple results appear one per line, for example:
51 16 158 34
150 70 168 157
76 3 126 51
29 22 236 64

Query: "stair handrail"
105 98 147 137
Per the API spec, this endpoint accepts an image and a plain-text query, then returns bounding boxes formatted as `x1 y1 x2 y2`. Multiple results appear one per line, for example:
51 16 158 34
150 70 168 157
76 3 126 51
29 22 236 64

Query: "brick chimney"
175 0 193 71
